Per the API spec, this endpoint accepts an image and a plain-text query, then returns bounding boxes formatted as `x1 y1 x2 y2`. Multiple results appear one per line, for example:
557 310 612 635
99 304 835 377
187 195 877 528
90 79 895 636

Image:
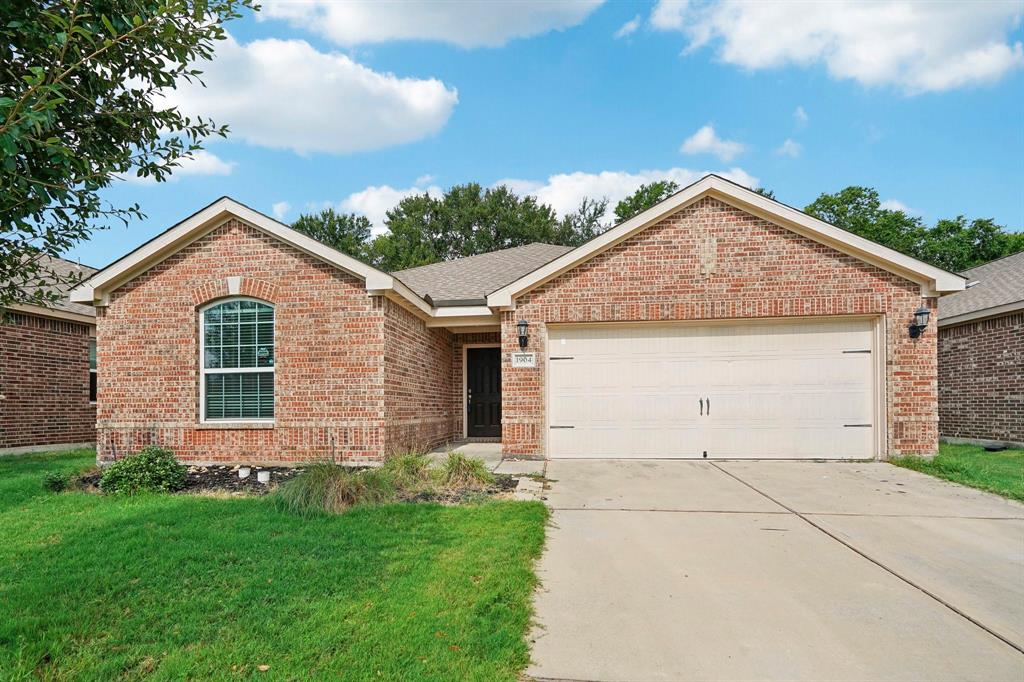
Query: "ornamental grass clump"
274 463 397 516
380 450 433 493
99 446 186 495
436 451 495 490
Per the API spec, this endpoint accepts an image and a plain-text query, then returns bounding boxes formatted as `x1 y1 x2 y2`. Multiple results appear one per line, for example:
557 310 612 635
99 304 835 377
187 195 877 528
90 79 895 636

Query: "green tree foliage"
805 186 1021 272
291 209 373 262
366 184 610 271
0 0 253 308
613 180 680 223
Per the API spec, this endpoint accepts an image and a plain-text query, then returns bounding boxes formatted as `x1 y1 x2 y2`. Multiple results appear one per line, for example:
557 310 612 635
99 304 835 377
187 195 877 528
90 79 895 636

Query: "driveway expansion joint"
708 461 1024 656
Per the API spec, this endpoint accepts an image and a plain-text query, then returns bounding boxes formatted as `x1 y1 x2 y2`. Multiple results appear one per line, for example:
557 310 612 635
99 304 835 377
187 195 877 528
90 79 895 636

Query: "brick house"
1 256 98 453
937 251 1023 448
70 175 964 465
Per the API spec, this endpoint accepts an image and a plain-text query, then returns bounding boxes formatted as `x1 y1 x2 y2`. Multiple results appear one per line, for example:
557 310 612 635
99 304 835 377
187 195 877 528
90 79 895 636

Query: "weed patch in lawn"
1 450 548 681
893 443 1024 501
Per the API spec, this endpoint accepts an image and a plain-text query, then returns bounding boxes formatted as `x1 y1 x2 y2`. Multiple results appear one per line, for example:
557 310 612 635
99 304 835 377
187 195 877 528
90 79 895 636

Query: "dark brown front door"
467 347 501 438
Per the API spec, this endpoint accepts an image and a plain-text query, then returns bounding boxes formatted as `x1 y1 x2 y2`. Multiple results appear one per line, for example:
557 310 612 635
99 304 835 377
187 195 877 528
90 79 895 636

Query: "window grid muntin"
201 299 275 421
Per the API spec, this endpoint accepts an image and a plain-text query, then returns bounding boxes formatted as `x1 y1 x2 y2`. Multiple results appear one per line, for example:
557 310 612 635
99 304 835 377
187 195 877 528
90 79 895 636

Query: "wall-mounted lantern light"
908 305 930 339
517 319 529 349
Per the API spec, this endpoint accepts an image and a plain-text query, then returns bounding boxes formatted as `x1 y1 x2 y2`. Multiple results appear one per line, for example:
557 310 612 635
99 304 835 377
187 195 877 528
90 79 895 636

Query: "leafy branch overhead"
0 0 254 308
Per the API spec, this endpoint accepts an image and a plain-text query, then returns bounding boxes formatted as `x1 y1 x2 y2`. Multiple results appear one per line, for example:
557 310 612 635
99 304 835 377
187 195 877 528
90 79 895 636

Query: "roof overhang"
5 303 96 326
487 175 966 308
69 197 429 316
939 300 1024 328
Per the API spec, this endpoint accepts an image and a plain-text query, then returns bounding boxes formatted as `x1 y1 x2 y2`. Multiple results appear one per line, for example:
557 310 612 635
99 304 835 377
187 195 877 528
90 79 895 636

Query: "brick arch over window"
190 277 278 307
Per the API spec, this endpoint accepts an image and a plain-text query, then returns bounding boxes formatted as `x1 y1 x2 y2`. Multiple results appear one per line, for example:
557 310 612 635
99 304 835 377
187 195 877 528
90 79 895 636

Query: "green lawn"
893 442 1024 502
0 450 547 681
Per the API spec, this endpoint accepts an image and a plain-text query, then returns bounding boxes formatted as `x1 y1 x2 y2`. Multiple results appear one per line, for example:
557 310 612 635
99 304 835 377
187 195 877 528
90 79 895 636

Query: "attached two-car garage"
546 318 880 459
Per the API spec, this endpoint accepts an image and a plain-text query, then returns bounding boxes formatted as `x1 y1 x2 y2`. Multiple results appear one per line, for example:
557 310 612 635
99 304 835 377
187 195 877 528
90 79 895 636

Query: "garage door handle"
706 397 710 415
699 398 704 415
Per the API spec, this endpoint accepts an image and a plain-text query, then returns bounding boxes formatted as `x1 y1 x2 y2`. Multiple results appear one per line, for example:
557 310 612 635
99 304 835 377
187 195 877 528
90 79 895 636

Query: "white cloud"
615 15 641 39
495 167 760 220
880 199 919 215
650 0 1024 93
261 0 603 48
794 105 808 125
680 125 746 162
272 201 291 221
160 34 458 155
340 182 443 235
775 138 801 157
120 150 235 184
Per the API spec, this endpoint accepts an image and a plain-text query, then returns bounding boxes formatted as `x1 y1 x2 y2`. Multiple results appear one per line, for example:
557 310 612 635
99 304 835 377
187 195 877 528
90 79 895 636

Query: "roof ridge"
961 249 1024 276
391 241 571 275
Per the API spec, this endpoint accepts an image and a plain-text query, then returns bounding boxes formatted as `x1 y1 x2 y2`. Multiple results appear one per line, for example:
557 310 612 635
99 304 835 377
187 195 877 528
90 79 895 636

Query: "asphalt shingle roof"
938 251 1024 321
7 254 97 317
392 242 574 305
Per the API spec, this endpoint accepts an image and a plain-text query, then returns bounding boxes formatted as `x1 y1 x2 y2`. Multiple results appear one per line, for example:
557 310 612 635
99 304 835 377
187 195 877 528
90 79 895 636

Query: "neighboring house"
1 255 98 454
70 175 964 465
938 251 1024 448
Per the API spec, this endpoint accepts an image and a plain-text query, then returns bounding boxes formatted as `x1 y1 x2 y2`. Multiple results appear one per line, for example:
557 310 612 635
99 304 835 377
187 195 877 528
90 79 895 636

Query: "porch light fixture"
517 319 529 349
908 305 931 339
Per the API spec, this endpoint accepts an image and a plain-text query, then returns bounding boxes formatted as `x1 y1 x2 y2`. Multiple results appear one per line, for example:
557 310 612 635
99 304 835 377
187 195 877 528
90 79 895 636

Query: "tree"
805 186 1022 272
613 181 679 223
292 209 373 262
752 187 776 200
1 0 253 308
805 187 928 259
555 197 609 246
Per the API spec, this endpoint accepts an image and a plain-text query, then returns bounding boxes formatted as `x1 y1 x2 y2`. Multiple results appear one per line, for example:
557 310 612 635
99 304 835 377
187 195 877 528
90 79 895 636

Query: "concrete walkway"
427 440 545 476
529 460 1024 682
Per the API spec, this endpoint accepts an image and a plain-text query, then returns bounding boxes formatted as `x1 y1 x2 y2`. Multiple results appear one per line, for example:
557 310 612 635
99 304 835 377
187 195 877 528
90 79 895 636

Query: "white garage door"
547 319 878 459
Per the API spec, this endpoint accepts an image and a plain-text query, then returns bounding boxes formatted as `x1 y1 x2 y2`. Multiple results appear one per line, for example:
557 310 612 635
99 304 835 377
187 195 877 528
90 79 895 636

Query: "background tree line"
292 180 1024 274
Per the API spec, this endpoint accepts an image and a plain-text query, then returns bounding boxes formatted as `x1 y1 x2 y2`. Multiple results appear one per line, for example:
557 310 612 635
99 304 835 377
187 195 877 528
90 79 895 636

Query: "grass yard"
0 450 548 681
893 442 1024 502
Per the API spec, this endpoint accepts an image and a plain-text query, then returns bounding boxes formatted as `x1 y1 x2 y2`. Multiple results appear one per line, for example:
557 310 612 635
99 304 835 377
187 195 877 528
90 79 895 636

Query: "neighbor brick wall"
451 331 502 438
0 311 95 450
96 219 390 465
501 196 938 459
938 312 1023 443
384 299 456 452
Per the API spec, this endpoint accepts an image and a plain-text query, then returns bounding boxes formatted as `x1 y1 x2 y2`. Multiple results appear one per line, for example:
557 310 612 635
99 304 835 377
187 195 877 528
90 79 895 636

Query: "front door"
467 347 502 437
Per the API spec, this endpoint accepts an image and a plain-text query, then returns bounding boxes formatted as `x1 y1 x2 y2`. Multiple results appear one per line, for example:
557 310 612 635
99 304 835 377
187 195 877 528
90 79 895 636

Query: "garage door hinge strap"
549 425 575 429
843 424 872 427
842 349 871 353
549 356 574 360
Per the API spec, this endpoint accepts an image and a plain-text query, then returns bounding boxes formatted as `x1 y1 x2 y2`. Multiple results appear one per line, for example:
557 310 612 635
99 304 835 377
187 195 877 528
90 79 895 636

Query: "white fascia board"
938 300 1024 327
69 197 431 314
487 175 966 308
6 303 96 325
432 305 494 318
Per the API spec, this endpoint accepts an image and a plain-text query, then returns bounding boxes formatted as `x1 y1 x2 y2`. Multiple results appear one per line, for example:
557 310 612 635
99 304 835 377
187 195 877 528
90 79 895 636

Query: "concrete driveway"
528 460 1024 682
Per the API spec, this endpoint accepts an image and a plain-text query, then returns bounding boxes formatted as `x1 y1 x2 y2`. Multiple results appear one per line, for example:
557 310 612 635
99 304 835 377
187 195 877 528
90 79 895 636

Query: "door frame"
544 314 887 460
462 342 501 439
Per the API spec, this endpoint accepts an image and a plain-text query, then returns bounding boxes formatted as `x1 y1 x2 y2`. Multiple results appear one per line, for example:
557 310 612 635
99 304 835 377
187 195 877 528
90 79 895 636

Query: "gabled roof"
938 251 1024 326
69 197 431 317
4 254 97 323
487 174 965 308
394 243 573 305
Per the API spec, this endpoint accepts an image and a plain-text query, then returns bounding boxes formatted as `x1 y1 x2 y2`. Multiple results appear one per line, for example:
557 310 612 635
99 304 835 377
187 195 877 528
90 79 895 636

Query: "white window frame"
199 296 276 424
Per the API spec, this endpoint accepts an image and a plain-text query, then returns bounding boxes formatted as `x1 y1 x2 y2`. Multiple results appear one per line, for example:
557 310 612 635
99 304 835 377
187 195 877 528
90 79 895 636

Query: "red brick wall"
501 196 938 459
451 331 502 438
384 300 455 452
0 311 95 450
97 219 390 465
938 312 1023 444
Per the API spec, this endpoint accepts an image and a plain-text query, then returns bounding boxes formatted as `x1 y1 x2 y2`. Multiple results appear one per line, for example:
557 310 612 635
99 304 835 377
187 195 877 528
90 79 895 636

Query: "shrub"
99 446 186 495
274 463 397 516
436 451 495 490
381 450 433 492
42 471 69 492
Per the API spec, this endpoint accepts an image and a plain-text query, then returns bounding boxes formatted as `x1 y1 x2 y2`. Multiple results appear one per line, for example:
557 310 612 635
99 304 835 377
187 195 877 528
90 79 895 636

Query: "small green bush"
42 471 69 492
274 463 396 516
99 446 186 495
436 451 495 490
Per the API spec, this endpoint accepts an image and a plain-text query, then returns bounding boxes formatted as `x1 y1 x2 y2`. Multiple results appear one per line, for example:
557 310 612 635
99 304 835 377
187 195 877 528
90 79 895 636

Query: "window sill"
197 421 275 430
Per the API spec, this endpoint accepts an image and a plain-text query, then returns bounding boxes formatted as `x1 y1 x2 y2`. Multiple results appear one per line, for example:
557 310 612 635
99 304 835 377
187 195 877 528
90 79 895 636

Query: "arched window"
200 298 275 421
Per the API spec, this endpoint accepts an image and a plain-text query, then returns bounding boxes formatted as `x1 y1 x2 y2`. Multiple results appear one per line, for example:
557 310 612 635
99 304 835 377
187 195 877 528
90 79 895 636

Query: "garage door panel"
548 319 877 460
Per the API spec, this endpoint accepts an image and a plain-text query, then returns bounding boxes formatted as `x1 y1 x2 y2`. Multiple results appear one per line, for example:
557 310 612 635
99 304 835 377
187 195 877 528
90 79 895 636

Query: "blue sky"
70 0 1024 268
